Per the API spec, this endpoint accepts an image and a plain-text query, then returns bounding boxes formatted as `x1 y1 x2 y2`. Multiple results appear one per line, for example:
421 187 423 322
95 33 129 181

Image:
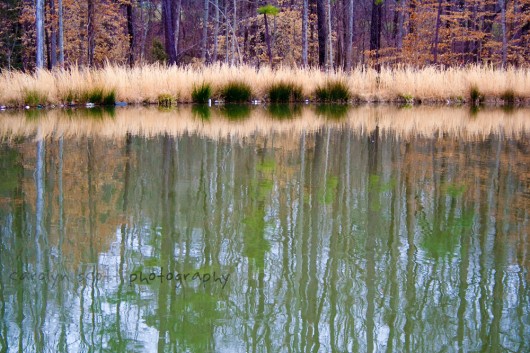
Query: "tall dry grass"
0 64 529 107
1 106 528 141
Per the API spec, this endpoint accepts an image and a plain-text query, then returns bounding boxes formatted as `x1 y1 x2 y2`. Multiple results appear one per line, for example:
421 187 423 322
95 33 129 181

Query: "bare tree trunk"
327 0 333 70
58 0 64 66
432 0 442 64
408 0 415 34
231 0 237 65
369 0 383 71
173 0 181 62
471 2 479 63
139 2 152 62
201 0 209 62
264 13 273 67
213 0 219 62
225 0 229 64
316 0 327 67
46 24 51 69
302 0 308 67
87 0 95 67
36 0 45 69
345 0 354 71
396 0 405 50
49 0 57 68
500 0 507 67
162 0 177 64
126 1 135 67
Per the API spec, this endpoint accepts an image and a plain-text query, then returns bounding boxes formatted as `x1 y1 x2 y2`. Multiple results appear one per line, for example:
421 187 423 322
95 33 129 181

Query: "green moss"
469 86 484 106
398 93 414 104
220 81 252 103
102 90 116 106
158 94 175 107
268 82 303 103
62 90 78 105
500 89 516 105
191 82 212 103
80 88 116 106
314 81 350 102
23 89 47 107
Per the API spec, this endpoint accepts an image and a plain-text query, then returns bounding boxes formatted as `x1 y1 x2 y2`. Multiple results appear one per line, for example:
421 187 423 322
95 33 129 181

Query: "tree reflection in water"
0 106 529 352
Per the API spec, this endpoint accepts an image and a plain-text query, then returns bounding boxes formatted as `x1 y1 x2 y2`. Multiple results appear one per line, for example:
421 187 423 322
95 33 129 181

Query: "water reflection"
1 105 530 140
0 107 529 352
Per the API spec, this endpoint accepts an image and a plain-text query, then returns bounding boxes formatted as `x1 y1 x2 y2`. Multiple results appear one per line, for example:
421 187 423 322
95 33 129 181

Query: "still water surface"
0 106 529 352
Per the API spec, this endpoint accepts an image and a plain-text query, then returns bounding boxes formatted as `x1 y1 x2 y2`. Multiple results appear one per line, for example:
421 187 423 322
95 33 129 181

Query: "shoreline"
1 64 529 109
2 97 530 111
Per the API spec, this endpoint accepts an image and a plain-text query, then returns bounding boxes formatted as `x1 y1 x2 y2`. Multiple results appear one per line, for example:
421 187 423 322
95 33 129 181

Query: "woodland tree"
316 0 327 66
58 0 64 65
258 4 280 67
201 0 209 61
369 0 383 70
345 0 354 71
162 0 177 64
36 0 44 68
302 0 308 66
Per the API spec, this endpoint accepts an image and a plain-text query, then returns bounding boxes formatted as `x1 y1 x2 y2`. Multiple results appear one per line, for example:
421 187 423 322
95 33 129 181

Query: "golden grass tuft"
0 64 529 107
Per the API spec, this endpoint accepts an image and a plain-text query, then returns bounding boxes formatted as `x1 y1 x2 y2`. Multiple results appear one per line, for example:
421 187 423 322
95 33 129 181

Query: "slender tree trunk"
500 0 507 67
408 0 416 34
46 25 51 69
302 0 308 67
173 0 181 62
326 0 333 70
49 0 57 68
231 0 237 65
213 0 219 62
126 1 135 66
345 0 354 71
369 0 383 71
139 2 152 61
225 0 229 64
471 3 479 63
162 0 177 64
316 0 327 67
396 0 405 50
58 0 64 66
263 14 273 67
36 0 45 69
432 0 443 64
87 0 95 67
201 0 209 61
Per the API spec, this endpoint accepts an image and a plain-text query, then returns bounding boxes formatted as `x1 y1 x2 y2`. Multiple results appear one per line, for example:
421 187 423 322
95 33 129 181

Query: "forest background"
0 0 529 72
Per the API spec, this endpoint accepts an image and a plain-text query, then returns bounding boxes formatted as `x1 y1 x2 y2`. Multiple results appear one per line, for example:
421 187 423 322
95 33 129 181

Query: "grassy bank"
0 64 529 107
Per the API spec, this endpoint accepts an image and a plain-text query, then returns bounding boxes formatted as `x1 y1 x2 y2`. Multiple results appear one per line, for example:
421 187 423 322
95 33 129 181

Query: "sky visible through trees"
0 0 529 71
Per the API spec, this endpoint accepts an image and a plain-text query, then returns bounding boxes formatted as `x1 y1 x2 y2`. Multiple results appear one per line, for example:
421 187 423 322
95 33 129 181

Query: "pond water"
0 106 529 352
